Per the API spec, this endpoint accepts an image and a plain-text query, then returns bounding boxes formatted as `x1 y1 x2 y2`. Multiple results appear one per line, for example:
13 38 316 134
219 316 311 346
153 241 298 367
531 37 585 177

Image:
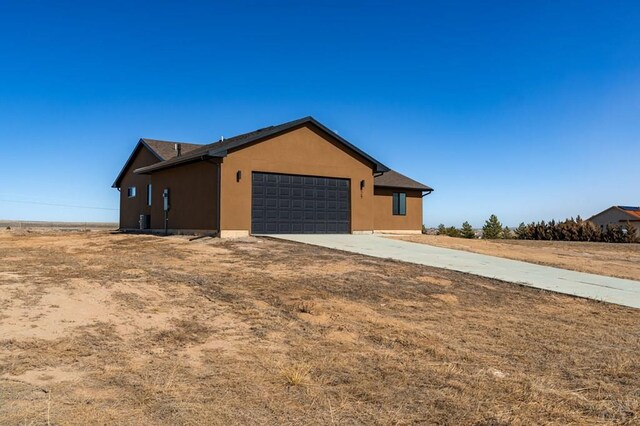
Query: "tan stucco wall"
118 146 156 229
149 161 219 231
219 124 376 233
373 188 423 232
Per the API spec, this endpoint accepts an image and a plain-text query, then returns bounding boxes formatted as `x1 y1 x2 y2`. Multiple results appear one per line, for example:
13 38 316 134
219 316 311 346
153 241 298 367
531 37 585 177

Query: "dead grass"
0 228 639 424
391 234 640 281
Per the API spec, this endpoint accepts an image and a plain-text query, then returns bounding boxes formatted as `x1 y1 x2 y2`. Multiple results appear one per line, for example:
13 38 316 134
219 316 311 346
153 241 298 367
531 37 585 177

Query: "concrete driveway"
265 234 640 309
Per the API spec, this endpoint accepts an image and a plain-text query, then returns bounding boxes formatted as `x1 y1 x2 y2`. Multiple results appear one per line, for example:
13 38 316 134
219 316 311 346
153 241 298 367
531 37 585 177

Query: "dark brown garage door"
251 172 350 234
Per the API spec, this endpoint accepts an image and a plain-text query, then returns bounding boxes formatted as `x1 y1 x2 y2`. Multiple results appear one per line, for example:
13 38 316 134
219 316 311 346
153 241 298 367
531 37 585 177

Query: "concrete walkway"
265 234 640 309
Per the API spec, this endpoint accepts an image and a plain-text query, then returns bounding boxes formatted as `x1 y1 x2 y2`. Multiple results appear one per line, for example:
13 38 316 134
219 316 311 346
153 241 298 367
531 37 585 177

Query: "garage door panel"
337 223 349 233
252 172 350 234
265 199 277 208
279 199 291 209
266 209 278 219
266 187 277 197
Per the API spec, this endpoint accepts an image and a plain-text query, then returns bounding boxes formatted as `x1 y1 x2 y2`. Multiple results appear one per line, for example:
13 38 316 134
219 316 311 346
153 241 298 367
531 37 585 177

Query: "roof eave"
212 116 390 173
305 117 390 172
374 184 434 192
112 139 165 188
133 150 227 175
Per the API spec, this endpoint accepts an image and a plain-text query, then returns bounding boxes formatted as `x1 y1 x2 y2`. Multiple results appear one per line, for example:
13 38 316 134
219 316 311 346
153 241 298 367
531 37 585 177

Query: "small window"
393 192 406 216
127 187 136 198
147 184 152 206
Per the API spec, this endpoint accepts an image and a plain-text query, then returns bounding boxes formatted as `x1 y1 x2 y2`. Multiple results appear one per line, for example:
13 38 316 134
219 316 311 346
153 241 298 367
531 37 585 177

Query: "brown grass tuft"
281 364 312 387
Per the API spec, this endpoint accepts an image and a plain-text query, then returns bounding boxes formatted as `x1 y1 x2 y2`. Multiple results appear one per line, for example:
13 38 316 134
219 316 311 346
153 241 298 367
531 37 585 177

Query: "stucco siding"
219 124 376 233
149 161 219 231
373 188 423 232
118 146 157 229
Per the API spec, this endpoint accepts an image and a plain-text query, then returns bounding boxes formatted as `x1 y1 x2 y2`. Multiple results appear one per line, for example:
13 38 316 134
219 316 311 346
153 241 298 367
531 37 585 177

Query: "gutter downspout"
216 162 221 236
421 190 433 198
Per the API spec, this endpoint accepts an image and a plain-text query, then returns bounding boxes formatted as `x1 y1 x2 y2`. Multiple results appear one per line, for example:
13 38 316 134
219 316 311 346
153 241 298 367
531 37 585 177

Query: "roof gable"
112 138 203 188
134 117 390 175
587 205 640 222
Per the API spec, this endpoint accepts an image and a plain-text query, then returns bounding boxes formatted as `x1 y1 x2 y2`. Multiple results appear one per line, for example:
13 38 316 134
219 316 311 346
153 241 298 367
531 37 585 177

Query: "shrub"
446 226 461 238
625 222 639 243
437 224 461 237
512 216 637 243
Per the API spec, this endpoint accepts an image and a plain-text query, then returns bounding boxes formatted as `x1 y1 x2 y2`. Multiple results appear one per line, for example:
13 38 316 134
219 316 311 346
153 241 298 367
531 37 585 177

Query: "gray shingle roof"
112 138 205 187
141 139 203 160
134 116 390 174
374 170 433 191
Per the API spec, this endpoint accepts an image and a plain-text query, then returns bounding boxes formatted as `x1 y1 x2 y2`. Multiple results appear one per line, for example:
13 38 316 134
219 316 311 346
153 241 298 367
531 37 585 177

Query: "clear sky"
0 1 638 227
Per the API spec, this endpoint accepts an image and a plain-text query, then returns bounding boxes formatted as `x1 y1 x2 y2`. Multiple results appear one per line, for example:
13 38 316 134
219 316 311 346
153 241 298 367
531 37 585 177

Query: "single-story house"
112 116 433 237
587 205 640 237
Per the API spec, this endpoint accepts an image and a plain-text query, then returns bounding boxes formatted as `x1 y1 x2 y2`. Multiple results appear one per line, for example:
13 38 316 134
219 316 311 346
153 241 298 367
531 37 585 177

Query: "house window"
127 187 137 198
147 184 152 206
393 192 406 215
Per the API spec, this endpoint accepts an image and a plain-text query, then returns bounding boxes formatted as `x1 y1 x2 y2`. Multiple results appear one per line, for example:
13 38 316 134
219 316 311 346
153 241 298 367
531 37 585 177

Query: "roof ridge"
134 116 390 175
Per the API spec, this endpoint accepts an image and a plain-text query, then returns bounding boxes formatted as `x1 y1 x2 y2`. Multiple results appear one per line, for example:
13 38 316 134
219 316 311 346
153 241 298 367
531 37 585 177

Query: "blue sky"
0 1 638 227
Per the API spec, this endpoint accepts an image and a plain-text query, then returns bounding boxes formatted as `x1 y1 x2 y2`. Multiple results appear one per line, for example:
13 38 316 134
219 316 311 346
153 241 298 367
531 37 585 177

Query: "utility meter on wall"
163 189 170 211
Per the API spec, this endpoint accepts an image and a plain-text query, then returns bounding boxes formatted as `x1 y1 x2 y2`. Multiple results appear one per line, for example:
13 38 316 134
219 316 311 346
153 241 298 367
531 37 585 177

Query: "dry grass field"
1 229 639 425
392 235 640 282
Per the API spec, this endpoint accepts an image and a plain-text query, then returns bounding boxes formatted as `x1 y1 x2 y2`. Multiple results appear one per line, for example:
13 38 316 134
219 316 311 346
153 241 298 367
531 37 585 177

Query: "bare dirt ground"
0 229 639 425
391 235 640 282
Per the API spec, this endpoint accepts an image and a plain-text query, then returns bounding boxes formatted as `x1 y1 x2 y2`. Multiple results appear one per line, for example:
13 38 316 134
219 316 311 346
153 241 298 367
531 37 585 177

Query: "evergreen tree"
461 221 475 239
623 221 639 243
446 226 461 238
437 224 446 235
515 222 528 239
502 226 512 239
482 214 503 239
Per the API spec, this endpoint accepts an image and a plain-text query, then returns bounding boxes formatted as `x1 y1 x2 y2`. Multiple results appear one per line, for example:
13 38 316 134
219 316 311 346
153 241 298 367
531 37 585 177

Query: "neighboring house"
587 206 640 237
112 116 433 237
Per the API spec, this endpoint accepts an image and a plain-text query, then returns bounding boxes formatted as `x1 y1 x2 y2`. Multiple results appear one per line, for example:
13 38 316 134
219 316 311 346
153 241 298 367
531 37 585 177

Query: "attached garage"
116 116 433 237
251 172 350 234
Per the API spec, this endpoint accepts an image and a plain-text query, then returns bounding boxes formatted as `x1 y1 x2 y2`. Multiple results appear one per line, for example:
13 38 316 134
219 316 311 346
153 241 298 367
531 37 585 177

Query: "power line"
0 199 118 211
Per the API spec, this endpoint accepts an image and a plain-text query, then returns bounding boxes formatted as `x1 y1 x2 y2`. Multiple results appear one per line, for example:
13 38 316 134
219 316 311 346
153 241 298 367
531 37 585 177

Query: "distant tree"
446 226 461 238
482 214 503 239
460 221 475 239
437 224 446 235
502 226 512 239
623 221 639 243
580 220 601 242
515 222 529 239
